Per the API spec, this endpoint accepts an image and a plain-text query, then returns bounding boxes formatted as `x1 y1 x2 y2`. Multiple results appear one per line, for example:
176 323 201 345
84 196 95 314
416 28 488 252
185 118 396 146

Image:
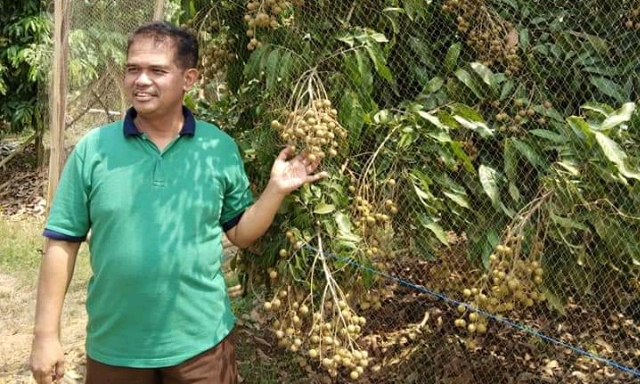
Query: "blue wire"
303 245 640 378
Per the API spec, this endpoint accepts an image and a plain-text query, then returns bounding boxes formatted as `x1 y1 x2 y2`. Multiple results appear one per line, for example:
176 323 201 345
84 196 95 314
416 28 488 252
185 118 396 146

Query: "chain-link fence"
57 0 167 150
58 0 640 383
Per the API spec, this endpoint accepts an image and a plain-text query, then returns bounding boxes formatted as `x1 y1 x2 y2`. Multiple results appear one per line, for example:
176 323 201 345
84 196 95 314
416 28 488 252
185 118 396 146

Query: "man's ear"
183 68 199 91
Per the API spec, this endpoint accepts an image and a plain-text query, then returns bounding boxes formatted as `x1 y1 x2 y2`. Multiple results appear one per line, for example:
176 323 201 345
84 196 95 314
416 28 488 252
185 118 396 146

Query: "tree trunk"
46 0 71 214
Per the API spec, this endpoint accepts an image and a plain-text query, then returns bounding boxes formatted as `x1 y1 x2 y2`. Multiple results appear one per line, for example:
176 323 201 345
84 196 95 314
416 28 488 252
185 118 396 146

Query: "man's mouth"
134 91 156 100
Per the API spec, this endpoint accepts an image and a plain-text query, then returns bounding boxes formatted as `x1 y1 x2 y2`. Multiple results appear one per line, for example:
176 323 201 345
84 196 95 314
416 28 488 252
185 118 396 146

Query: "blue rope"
303 245 640 378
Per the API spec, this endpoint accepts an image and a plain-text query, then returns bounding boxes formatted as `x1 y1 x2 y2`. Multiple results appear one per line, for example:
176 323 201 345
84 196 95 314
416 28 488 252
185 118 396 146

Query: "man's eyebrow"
125 63 170 69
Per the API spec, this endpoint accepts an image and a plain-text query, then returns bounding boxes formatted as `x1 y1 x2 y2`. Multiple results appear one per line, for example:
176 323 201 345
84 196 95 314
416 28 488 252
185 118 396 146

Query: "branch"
0 132 36 169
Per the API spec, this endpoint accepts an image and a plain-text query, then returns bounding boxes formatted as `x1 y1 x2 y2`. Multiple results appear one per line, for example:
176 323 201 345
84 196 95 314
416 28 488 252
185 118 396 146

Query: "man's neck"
135 110 183 138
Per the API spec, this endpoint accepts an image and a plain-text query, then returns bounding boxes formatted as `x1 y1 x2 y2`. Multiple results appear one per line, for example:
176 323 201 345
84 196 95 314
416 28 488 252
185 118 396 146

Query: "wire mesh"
60 0 161 149
60 0 640 383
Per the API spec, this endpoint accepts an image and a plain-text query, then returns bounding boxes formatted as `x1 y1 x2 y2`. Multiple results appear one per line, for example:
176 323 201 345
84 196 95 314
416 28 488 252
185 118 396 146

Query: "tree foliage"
0 0 50 134
105 0 640 379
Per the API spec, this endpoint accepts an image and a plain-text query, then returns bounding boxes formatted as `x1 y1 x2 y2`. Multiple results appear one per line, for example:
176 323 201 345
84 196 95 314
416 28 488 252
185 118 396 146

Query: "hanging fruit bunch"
263 237 372 381
454 195 549 345
201 36 235 82
270 68 347 162
182 11 235 82
243 0 296 50
442 0 521 75
625 6 640 30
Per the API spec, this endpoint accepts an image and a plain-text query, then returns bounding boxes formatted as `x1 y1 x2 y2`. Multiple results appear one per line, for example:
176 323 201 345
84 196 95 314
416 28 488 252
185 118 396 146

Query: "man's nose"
135 71 152 85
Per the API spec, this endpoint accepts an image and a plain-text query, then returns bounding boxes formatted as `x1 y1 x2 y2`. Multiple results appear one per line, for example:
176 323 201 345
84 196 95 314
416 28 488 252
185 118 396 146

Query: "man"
29 21 327 384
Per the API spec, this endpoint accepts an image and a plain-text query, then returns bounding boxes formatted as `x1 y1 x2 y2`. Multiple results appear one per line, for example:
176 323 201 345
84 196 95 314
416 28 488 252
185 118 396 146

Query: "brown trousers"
85 332 237 384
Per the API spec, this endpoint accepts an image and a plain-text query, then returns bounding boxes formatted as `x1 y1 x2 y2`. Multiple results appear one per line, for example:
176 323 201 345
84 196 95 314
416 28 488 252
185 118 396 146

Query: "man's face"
124 37 188 118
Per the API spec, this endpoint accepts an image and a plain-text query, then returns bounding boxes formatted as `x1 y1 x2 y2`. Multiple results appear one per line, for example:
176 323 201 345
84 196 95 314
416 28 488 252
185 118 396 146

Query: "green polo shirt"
44 107 254 367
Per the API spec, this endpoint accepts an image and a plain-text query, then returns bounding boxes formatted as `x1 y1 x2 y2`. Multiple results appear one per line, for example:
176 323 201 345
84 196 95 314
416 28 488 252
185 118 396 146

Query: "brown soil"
0 272 88 384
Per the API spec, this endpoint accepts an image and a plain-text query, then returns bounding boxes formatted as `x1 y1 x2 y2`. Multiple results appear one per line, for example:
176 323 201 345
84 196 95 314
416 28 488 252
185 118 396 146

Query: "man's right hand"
30 335 65 384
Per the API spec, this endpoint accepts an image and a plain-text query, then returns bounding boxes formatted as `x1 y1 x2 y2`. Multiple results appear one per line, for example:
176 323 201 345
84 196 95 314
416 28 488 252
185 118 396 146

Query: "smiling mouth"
134 91 156 99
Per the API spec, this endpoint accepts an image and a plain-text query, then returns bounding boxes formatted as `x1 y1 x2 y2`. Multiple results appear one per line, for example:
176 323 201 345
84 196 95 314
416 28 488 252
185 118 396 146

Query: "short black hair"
128 21 198 70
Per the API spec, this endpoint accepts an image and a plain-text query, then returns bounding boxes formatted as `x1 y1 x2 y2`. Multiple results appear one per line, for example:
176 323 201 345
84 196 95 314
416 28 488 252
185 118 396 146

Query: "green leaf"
425 76 444 93
340 89 364 134
519 28 530 50
427 131 452 143
594 132 640 180
589 76 629 103
479 165 513 217
278 51 294 84
409 36 436 69
334 212 360 245
335 212 352 233
443 191 470 208
479 165 500 206
454 69 484 99
470 62 497 92
500 80 514 100
451 104 486 123
354 49 373 91
556 161 580 176
314 203 335 214
337 35 355 47
243 45 269 79
551 213 589 231
364 43 394 83
444 43 461 72
508 182 521 202
567 116 594 142
417 109 448 130
600 102 635 130
511 138 547 169
594 132 626 167
503 139 517 182
418 215 449 246
529 129 568 143
534 105 564 122
265 48 281 91
581 102 615 117
450 141 475 173
373 109 392 124
452 116 493 138
450 105 493 137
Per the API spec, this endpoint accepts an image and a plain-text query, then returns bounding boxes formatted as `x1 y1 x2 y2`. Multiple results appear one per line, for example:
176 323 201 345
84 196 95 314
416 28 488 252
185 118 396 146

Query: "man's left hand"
268 147 329 195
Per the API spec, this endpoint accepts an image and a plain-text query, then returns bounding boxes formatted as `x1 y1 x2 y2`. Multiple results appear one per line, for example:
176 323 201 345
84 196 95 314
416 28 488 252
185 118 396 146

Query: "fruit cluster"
201 39 235 81
263 281 372 380
352 196 394 230
492 98 553 134
442 0 521 74
271 98 347 162
625 8 640 30
244 0 291 50
182 17 235 82
454 241 545 336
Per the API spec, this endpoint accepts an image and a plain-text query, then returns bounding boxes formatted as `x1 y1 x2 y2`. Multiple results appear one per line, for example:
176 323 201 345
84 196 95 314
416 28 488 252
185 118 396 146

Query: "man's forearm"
33 240 80 338
228 182 287 248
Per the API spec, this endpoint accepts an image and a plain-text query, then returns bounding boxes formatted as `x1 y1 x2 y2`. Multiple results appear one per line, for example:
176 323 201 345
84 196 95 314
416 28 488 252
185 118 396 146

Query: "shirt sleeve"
220 144 254 229
43 145 91 241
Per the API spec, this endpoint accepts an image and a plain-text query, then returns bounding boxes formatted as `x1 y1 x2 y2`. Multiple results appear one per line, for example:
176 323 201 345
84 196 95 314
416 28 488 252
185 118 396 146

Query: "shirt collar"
123 106 196 137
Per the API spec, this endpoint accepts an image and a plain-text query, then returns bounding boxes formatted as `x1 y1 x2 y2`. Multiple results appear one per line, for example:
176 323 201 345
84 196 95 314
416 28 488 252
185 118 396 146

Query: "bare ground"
0 272 88 384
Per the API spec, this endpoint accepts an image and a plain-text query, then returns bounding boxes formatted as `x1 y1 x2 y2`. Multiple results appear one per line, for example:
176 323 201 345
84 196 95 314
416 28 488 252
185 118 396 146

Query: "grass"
0 215 91 288
0 216 44 276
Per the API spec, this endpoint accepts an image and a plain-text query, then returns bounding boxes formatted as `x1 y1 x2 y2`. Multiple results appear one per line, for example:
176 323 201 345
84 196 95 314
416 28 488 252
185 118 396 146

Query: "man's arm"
226 147 327 248
30 239 81 384
225 182 286 249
